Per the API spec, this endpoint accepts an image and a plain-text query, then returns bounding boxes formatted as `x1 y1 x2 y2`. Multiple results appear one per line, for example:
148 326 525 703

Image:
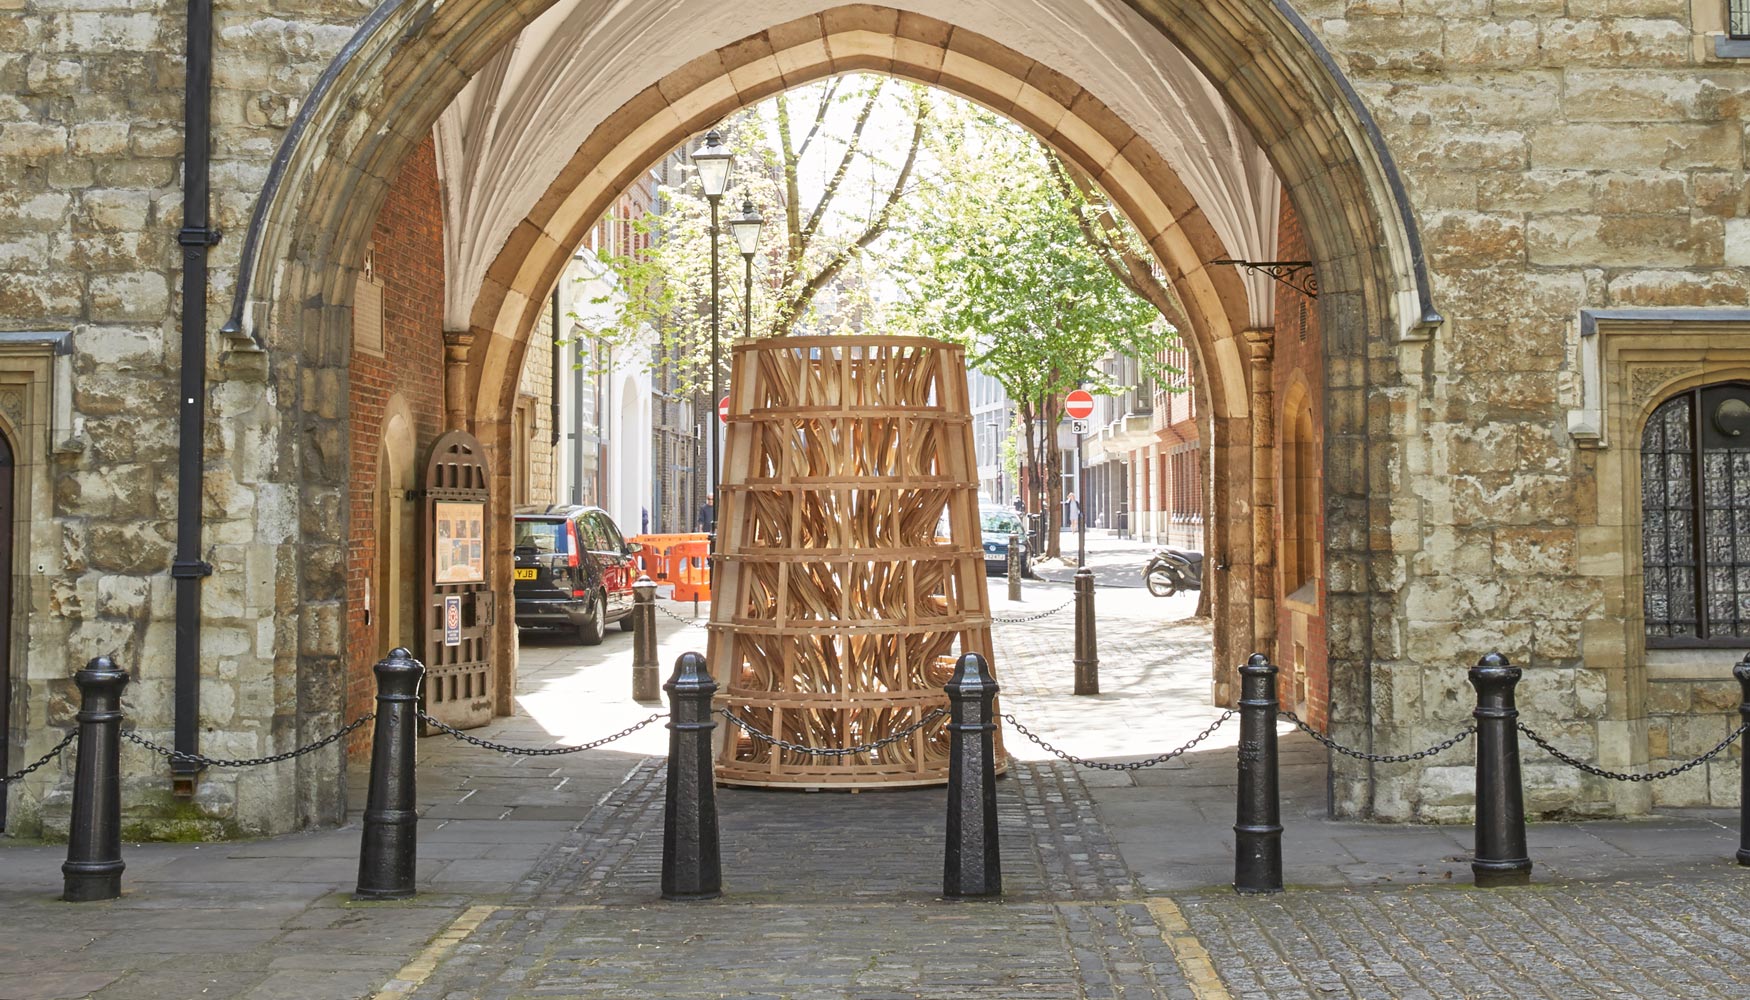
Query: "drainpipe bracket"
177 226 223 248
171 559 214 579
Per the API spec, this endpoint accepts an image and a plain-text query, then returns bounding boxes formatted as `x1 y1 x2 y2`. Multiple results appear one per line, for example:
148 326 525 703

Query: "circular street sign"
1064 389 1095 420
719 396 730 423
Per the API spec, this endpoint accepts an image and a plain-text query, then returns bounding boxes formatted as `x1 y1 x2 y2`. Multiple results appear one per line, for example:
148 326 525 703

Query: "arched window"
1641 382 1750 645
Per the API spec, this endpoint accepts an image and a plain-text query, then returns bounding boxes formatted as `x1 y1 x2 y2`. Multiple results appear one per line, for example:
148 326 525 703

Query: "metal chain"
1002 710 1234 771
122 714 375 768
1281 710 1476 763
0 730 77 785
653 604 704 625
1518 720 1749 783
989 599 1077 624
719 707 947 758
415 709 666 756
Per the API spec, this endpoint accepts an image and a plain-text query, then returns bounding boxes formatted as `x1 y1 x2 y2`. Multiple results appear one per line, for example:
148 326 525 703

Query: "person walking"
696 494 716 533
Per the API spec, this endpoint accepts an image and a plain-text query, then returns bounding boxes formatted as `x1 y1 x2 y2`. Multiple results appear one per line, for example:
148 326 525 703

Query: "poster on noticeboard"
433 501 485 584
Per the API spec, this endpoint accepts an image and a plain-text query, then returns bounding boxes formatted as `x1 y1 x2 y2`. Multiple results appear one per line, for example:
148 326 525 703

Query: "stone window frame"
0 331 76 813
1571 309 1750 683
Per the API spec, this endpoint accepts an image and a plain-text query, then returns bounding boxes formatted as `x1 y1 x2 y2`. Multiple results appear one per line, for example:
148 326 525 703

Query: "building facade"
3 1 1749 835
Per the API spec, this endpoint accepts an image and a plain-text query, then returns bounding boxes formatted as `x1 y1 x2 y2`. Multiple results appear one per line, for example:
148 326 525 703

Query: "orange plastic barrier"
628 533 710 592
667 540 712 603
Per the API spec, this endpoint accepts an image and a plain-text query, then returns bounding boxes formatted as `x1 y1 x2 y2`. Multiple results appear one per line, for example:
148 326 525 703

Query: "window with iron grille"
1732 1 1750 40
1641 382 1750 646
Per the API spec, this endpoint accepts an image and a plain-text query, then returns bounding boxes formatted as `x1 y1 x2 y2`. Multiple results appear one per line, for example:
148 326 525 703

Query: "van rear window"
513 519 569 554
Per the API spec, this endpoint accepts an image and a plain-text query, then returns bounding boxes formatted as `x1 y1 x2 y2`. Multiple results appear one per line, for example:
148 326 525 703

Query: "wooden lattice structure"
709 334 999 788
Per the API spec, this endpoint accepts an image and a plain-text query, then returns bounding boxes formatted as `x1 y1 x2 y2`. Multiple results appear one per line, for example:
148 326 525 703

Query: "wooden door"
421 430 494 731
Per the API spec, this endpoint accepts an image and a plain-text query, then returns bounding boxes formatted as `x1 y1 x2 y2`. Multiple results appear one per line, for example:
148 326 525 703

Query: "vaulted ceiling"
433 0 1283 334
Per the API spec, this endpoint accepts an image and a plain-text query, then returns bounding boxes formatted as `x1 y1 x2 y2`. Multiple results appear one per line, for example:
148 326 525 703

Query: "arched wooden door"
421 430 494 731
0 430 13 829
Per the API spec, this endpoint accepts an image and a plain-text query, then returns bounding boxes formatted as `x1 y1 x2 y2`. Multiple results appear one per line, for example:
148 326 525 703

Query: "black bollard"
63 657 129 902
662 651 720 900
1007 532 1022 602
355 648 424 900
1233 654 1283 894
632 576 661 703
1736 652 1750 867
1073 568 1099 695
1470 652 1532 887
944 651 1001 898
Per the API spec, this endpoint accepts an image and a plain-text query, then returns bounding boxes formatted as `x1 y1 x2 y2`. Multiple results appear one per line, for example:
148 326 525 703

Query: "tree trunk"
1042 394 1063 560
1018 399 1041 557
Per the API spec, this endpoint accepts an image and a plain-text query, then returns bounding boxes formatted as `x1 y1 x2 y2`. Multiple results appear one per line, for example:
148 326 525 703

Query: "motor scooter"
1143 547 1203 597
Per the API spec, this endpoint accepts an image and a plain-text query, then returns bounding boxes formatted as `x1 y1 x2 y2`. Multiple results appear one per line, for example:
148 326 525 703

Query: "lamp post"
728 198 764 339
690 130 733 555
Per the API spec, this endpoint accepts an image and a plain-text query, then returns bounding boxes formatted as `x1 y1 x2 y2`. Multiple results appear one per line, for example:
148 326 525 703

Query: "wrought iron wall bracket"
170 559 213 579
1211 259 1318 299
177 226 223 247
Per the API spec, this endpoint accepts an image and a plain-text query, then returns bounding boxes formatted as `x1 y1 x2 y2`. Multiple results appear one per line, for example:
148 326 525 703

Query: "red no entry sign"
1064 390 1095 420
719 396 730 423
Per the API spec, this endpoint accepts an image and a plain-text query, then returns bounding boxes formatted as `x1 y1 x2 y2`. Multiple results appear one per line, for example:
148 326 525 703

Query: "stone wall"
3 0 189 836
1297 0 1749 820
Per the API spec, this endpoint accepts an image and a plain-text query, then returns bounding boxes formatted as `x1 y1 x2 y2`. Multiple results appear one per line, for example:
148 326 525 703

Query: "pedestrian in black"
696 494 716 533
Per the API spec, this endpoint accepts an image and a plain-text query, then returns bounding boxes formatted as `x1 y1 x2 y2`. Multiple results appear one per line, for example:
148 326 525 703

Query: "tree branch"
1046 153 1193 337
801 80 883 246
775 93 805 276
794 77 842 160
774 93 927 335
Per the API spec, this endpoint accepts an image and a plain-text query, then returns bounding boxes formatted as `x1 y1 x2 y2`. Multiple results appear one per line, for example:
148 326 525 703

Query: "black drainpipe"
171 0 219 797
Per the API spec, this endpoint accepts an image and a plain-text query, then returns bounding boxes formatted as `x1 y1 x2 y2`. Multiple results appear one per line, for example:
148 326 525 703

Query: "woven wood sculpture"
709 334 1000 788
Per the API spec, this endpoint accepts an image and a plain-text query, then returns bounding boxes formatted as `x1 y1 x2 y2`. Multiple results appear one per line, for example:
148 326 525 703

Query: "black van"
511 506 639 644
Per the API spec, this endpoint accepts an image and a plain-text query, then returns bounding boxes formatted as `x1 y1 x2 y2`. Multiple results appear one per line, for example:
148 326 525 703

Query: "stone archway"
217 0 1437 825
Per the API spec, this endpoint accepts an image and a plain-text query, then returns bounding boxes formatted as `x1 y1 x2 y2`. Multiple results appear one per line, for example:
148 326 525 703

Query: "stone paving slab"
402 757 1196 1000
1180 880 1750 1000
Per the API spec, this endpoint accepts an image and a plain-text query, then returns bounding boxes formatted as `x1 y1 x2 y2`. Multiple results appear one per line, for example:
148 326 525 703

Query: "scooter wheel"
1145 568 1177 598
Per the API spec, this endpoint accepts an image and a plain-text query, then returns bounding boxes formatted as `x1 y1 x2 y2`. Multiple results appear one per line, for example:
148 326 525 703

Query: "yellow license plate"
514 568 537 580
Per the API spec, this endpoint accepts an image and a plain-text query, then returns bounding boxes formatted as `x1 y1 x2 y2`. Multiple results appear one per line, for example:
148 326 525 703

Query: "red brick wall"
345 136 447 751
1272 192 1329 728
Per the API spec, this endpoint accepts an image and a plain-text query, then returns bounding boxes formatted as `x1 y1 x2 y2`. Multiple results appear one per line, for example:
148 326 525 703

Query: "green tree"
890 106 1179 558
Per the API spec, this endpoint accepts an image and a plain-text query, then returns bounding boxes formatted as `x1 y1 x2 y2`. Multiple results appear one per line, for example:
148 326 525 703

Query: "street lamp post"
690 130 733 556
728 198 764 340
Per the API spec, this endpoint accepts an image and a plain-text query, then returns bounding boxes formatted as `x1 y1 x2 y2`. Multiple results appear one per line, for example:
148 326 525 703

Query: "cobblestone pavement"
6 543 1750 999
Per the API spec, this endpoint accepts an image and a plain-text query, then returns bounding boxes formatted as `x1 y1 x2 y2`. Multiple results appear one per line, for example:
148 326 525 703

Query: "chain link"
653 604 704 625
1002 710 1234 770
720 707 947 758
1518 720 1748 783
0 730 77 785
989 599 1077 624
1281 710 1475 763
415 709 666 756
122 714 375 768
